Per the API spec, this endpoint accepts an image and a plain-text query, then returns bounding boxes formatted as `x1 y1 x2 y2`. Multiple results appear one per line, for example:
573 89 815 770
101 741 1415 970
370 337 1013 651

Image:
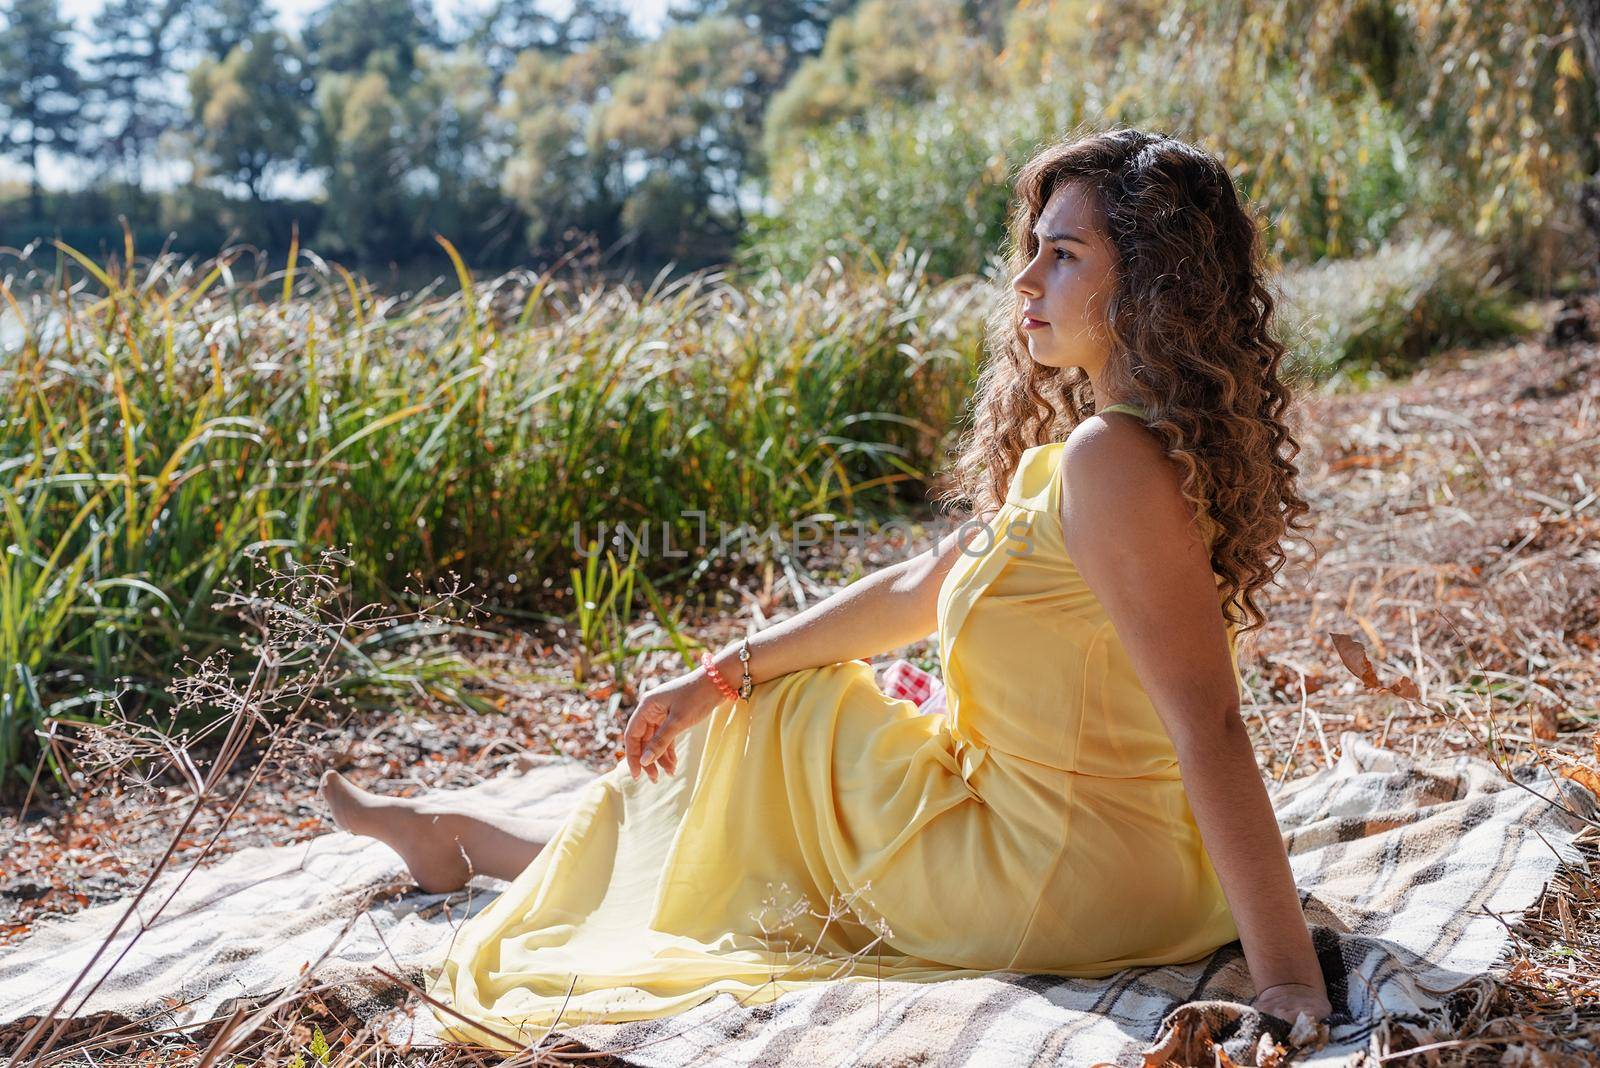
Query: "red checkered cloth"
879 658 946 717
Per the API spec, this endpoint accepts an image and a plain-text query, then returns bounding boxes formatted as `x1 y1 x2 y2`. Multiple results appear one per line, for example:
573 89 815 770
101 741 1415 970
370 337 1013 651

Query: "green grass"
0 235 984 792
1276 227 1538 384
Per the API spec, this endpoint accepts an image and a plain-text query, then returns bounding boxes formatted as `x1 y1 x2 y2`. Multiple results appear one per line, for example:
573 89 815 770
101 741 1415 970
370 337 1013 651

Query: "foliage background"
0 0 1593 791
0 0 1592 288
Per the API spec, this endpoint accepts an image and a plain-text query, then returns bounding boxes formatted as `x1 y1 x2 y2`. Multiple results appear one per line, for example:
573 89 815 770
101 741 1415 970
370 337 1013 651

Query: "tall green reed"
0 234 981 792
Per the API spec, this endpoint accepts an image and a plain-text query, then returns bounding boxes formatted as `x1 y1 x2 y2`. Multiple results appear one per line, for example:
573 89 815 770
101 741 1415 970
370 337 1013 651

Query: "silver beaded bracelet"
737 637 753 699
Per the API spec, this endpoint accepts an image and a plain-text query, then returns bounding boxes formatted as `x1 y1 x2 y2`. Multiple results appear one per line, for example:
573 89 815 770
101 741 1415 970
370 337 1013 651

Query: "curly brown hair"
933 124 1316 640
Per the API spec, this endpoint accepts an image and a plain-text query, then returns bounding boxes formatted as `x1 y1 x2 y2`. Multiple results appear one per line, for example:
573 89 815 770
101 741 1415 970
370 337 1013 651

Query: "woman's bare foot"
319 770 472 894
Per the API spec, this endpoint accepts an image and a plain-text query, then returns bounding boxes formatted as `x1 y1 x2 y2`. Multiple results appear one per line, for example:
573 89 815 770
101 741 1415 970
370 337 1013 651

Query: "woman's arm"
626 512 997 781
1059 417 1330 1015
692 511 994 698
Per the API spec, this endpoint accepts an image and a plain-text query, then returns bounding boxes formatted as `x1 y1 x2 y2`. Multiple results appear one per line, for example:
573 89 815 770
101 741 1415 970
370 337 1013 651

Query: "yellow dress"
425 402 1241 1050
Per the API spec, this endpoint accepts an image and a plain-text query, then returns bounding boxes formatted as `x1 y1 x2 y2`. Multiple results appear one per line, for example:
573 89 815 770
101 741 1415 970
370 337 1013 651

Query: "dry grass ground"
2 302 1597 1065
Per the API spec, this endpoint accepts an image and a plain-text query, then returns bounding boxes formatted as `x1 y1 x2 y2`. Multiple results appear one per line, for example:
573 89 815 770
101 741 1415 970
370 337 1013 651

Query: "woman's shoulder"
1059 410 1159 479
1060 422 1222 550
1010 406 1158 514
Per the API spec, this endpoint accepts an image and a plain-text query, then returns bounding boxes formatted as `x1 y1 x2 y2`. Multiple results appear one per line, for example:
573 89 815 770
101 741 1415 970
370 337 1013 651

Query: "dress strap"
1099 402 1147 419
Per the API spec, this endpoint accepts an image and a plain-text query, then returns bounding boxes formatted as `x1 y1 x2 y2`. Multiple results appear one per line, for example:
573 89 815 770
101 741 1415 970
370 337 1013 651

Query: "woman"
321 126 1330 1048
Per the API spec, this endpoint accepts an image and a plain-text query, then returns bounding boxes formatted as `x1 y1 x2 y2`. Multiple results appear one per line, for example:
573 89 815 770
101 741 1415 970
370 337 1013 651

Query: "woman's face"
1011 182 1119 375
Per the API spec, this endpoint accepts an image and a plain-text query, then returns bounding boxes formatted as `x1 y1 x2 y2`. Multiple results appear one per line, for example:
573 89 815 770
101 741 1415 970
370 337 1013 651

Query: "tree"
191 0 273 60
88 0 192 185
1212 0 1593 280
662 0 857 170
499 35 636 256
761 0 997 174
664 0 856 78
1568 0 1600 289
465 0 559 86
545 0 636 52
407 46 520 260
302 0 437 79
0 0 84 217
464 0 637 90
598 16 784 253
312 62 420 259
188 30 310 201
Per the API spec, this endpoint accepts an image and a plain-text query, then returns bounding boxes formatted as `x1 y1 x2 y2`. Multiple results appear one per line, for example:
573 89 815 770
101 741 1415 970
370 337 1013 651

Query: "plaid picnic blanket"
879 657 944 716
543 712 1597 1066
2 660 1593 1066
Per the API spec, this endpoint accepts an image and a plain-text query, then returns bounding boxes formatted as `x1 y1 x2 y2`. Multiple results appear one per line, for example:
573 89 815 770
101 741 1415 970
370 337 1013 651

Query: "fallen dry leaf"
1530 701 1561 741
1329 631 1422 701
1388 675 1421 700
1330 631 1381 688
1529 743 1600 800
1255 1030 1289 1067
1289 1011 1329 1049
1557 762 1600 799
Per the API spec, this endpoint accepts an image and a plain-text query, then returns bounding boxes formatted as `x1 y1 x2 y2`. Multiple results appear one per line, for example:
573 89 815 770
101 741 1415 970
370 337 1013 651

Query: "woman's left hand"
1252 982 1332 1025
621 666 727 782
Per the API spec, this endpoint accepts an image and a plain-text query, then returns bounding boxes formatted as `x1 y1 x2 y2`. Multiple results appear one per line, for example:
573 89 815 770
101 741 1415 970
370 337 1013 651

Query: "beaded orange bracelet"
701 651 740 702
